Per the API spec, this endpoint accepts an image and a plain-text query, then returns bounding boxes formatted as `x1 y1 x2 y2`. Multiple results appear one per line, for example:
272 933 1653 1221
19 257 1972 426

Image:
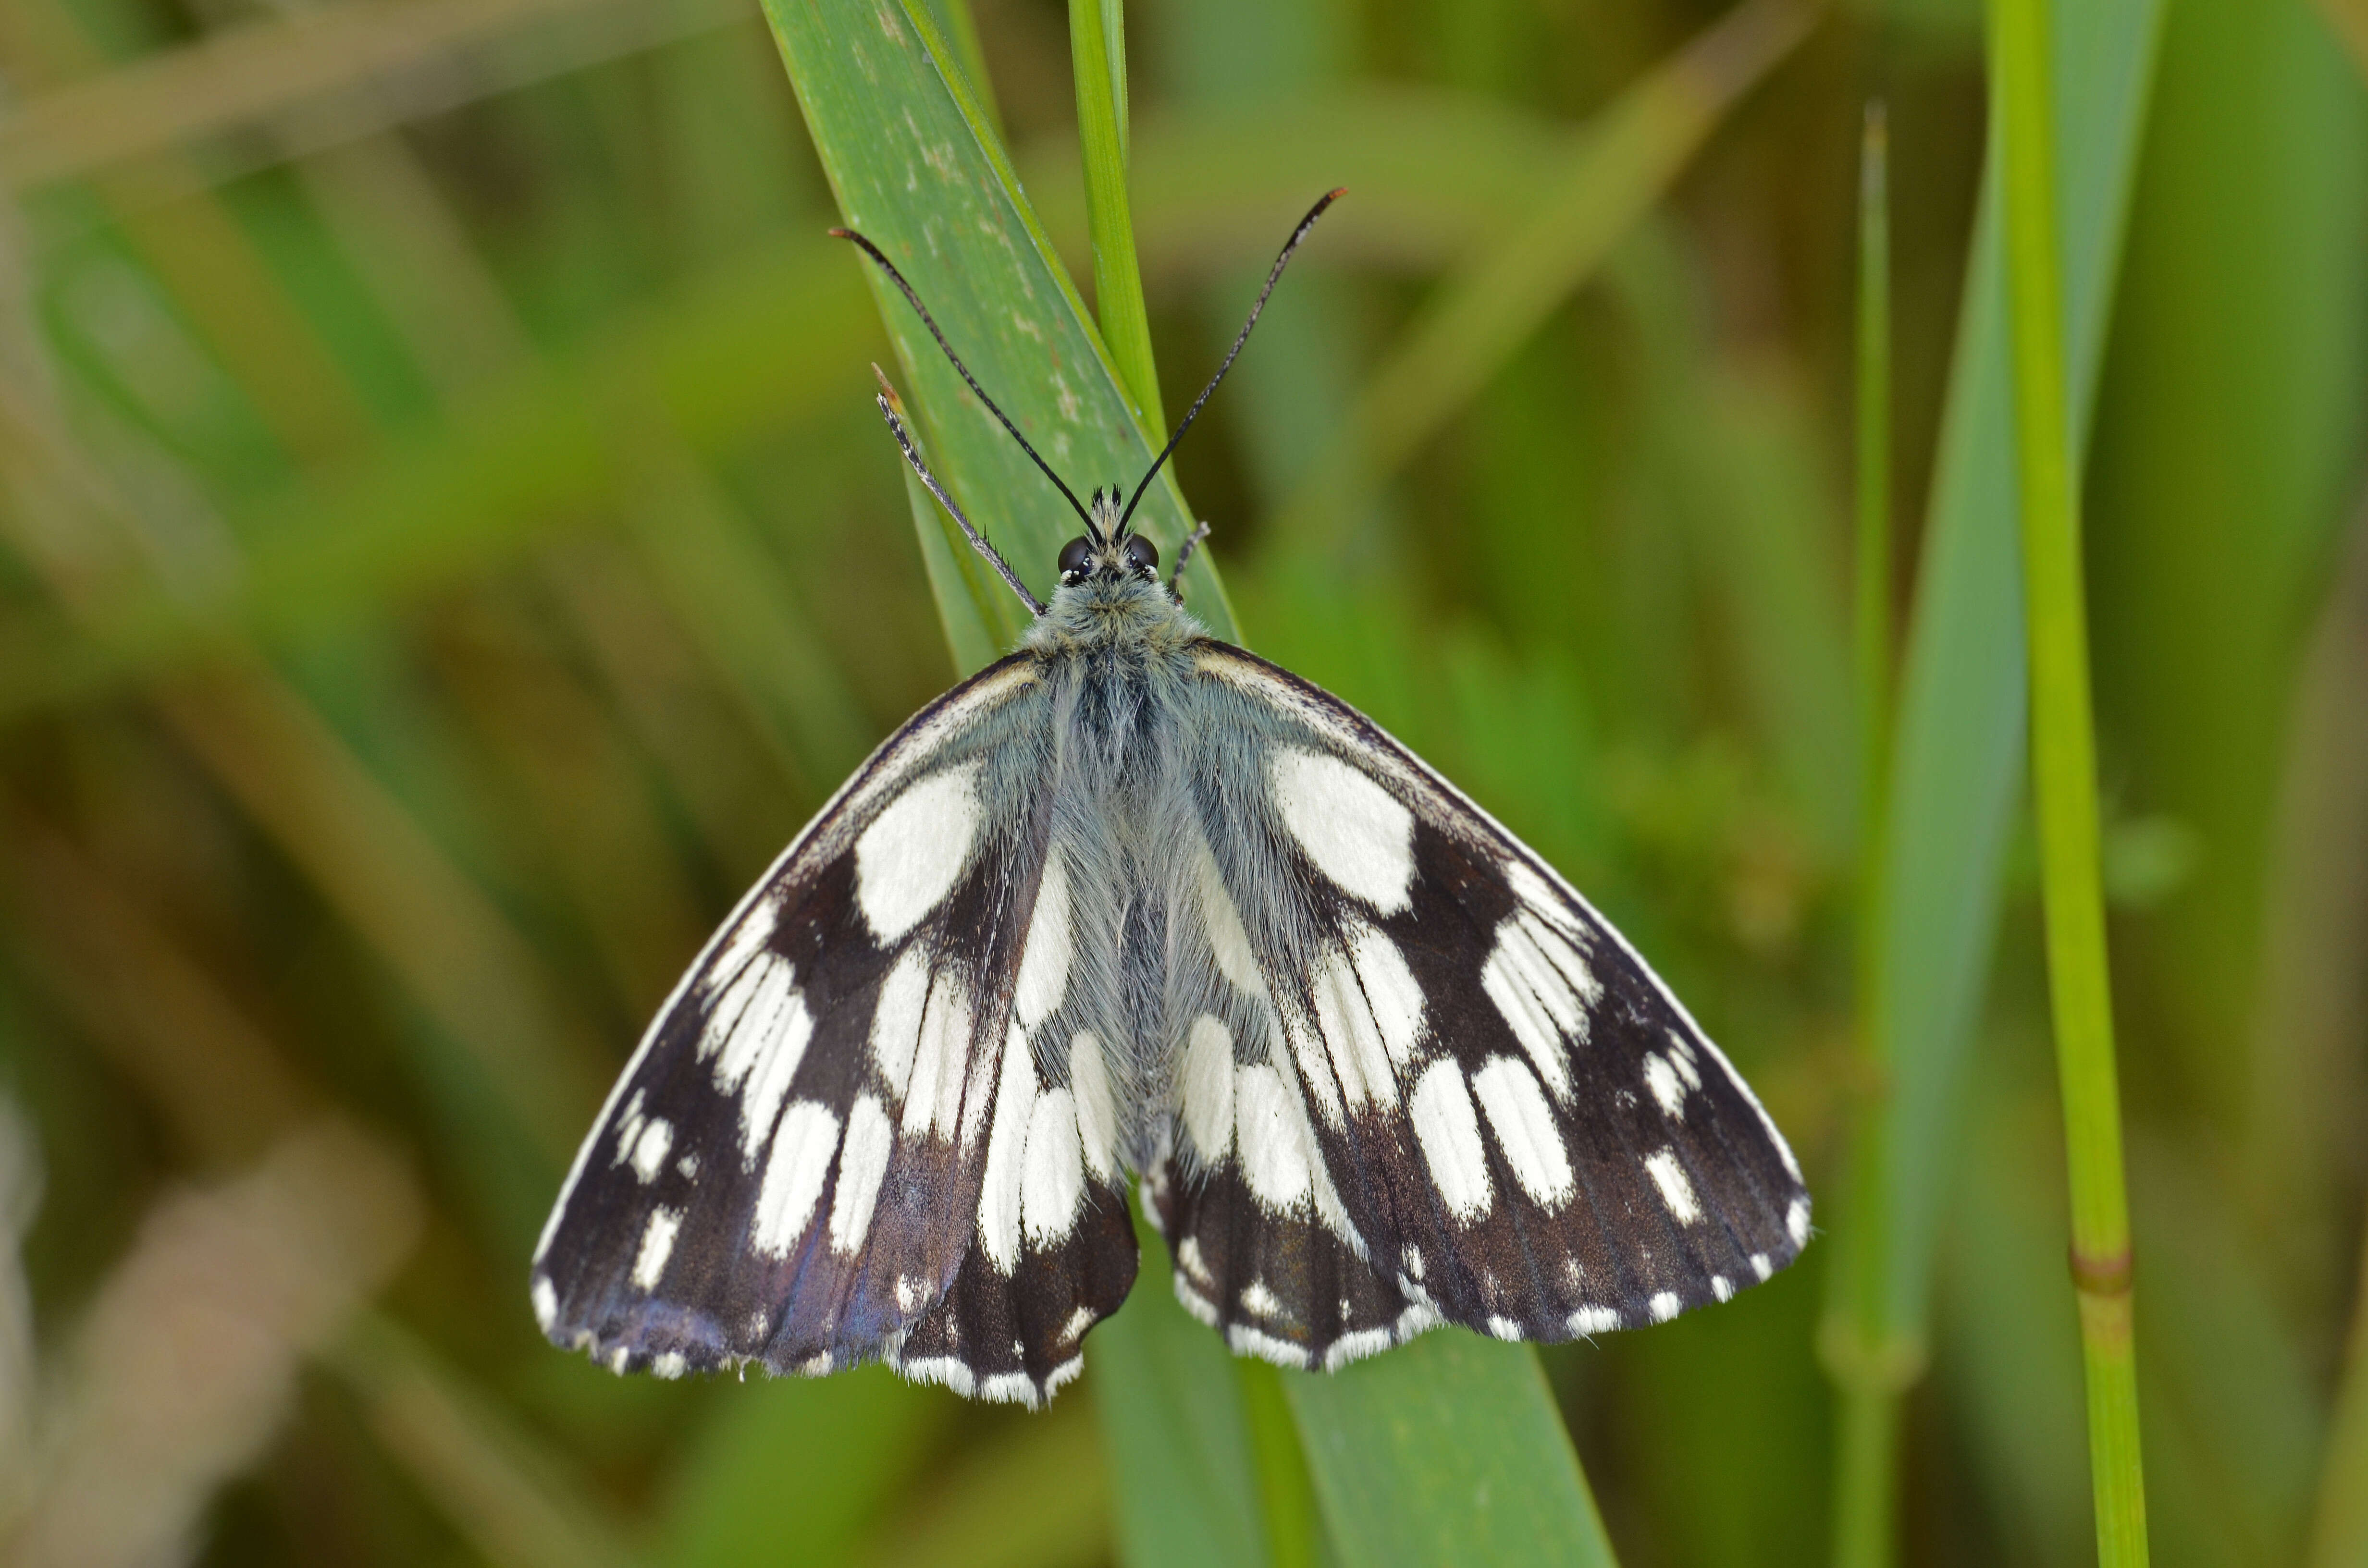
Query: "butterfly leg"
1169 521 1211 601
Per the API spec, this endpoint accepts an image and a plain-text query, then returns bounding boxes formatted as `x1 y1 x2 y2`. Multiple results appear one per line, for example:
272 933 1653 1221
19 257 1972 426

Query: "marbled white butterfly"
531 192 1810 1406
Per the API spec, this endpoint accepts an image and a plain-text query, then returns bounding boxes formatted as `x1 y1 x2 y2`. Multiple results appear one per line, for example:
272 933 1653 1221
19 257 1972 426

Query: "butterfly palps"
531 194 1810 1406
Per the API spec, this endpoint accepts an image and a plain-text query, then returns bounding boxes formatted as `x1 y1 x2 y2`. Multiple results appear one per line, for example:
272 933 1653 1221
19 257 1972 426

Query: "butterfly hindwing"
1152 642 1810 1369
531 654 1138 1403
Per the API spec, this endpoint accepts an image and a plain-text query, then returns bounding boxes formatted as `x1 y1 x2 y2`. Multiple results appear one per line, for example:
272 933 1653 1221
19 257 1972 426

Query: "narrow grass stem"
1992 0 2150 1560
1824 99 1910 1568
1068 0 1164 431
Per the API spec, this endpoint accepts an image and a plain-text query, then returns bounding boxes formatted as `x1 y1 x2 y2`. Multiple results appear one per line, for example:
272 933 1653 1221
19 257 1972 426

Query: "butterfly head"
1057 489 1160 588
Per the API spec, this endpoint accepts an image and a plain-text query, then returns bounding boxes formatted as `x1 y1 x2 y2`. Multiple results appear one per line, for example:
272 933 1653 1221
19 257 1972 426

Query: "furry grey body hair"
1005 564 1278 1182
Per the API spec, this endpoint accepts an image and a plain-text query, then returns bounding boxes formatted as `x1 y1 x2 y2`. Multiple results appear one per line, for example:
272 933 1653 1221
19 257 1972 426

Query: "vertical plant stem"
1068 0 1165 431
1992 0 2150 1561
1825 99 1911 1568
1854 102 1894 867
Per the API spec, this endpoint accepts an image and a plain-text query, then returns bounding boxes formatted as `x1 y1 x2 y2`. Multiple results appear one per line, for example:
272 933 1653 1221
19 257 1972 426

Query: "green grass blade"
1283 1336 1618 1567
1089 1222 1270 1568
758 0 1232 642
1865 0 2163 1385
1069 0 1163 430
1820 0 2164 1552
1826 98 1900 1568
1994 0 2149 1555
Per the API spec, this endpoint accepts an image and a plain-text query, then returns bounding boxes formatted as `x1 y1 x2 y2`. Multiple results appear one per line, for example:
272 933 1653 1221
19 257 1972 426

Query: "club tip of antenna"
827 226 855 239
1326 186 1349 200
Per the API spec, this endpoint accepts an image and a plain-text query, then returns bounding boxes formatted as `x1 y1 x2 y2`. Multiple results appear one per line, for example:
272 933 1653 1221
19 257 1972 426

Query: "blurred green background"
1 0 2364 1561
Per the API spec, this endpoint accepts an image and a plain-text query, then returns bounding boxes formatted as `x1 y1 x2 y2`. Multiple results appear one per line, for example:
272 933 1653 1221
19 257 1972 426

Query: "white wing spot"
1506 859 1579 931
1282 1004 1345 1129
629 1117 673 1184
1021 1088 1085 1245
703 897 777 993
1644 1148 1702 1225
1479 909 1601 1098
531 1276 557 1332
1712 1275 1734 1302
1311 945 1394 1111
1194 836 1266 998
854 764 982 942
653 1351 687 1380
1665 1030 1704 1088
633 1206 682 1289
1569 1305 1620 1336
1181 1014 1236 1158
900 968 974 1142
738 993 814 1162
1402 1245 1426 1282
1408 1059 1493 1220
1235 1064 1314 1211
1643 1054 1686 1118
1487 1315 1524 1341
1269 747 1415 913
1069 1033 1119 1181
1350 923 1426 1066
1177 1236 1213 1285
1013 850 1071 1028
1242 1280 1284 1319
751 1101 840 1256
1787 1197 1811 1247
827 1095 894 1255
978 1024 1036 1272
1751 1252 1773 1281
869 948 930 1098
1471 1056 1574 1206
677 1153 699 1180
1060 1305 1096 1342
1649 1291 1682 1323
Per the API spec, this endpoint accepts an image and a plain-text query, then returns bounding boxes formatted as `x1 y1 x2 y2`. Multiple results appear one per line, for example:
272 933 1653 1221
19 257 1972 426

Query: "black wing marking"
531 655 1136 1405
1152 641 1810 1371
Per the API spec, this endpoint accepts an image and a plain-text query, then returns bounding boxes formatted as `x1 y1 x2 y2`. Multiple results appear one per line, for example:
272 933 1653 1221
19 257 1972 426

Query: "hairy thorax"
1021 573 1207 664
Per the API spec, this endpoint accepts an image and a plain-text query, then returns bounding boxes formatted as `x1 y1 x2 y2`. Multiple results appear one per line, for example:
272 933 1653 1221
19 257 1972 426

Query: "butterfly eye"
1057 536 1094 580
1122 534 1159 576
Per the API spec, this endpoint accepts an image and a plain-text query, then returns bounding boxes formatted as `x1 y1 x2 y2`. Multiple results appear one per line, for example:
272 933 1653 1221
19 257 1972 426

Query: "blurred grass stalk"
1994 0 2150 1558
1069 0 1164 432
1824 100 1909 1568
1275 0 1812 557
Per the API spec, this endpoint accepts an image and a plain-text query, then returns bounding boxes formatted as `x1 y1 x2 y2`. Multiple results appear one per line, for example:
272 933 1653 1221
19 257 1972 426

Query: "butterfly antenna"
1118 188 1345 536
832 227 1095 531
872 367 1046 616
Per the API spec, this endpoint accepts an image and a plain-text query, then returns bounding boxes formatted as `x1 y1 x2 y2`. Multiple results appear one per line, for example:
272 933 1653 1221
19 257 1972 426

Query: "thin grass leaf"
1282 1335 1618 1568
1068 0 1163 429
1858 0 2163 1424
1089 1223 1270 1568
1826 101 1901 1568
1995 0 2149 1551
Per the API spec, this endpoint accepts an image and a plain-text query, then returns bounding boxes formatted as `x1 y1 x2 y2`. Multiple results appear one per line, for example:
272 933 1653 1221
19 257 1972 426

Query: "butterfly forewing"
531 655 1138 1403
1152 643 1810 1370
